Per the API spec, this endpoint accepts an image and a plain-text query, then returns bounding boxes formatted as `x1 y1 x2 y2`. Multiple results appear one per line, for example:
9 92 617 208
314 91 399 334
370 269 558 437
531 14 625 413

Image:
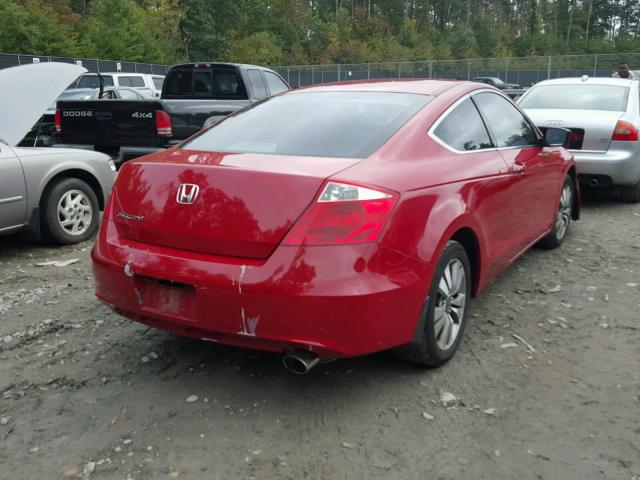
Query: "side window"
118 76 132 87
247 69 268 100
152 77 164 90
473 92 538 148
264 71 289 95
130 76 145 87
117 89 139 100
433 98 493 151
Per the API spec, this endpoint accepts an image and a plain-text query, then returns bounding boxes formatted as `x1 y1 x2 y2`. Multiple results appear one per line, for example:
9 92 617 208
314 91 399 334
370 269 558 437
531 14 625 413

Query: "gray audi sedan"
0 63 116 244
519 76 640 202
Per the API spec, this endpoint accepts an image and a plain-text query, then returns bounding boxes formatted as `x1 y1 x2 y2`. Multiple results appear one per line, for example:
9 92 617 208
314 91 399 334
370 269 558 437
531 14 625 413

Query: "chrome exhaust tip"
282 350 321 374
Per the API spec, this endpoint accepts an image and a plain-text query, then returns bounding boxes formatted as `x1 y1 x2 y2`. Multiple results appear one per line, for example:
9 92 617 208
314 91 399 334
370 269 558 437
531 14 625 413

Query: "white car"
0 63 116 244
519 76 640 202
72 72 165 98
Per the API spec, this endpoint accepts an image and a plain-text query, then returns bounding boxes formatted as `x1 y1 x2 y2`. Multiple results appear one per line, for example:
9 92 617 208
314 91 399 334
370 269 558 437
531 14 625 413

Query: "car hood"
0 63 87 146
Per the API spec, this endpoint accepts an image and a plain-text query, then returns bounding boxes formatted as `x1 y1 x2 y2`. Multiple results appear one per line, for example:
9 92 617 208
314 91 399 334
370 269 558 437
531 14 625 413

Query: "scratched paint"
238 307 259 336
238 265 248 294
124 262 134 277
246 315 260 336
134 288 143 304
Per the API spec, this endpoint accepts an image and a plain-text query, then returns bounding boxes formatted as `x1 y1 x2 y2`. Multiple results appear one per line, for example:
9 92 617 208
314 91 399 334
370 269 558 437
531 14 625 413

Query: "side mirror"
543 127 570 147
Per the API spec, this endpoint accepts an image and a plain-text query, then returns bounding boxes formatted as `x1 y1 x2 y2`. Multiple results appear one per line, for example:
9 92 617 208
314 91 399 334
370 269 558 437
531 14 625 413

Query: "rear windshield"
519 84 630 111
183 92 431 158
76 75 114 88
163 67 247 99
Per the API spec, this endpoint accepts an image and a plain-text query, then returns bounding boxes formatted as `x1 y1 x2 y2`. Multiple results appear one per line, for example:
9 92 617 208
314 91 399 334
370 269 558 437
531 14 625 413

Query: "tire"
394 241 472 367
539 175 574 249
621 181 640 203
41 177 100 245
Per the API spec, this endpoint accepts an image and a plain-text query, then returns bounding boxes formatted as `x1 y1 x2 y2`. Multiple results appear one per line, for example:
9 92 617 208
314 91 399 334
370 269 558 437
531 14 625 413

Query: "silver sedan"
0 63 116 244
519 76 640 202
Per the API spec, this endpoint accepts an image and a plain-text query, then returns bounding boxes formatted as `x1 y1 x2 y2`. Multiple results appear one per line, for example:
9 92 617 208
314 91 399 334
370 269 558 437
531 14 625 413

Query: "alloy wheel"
555 183 572 241
434 258 467 350
57 189 93 236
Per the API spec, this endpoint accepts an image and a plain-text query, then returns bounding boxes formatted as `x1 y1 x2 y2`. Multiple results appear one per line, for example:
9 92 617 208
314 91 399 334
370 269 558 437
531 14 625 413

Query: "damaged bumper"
92 218 429 357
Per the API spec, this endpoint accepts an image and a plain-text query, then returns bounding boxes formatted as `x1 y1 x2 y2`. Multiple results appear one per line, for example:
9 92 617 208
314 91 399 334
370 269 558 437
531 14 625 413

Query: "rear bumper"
92 219 430 357
573 145 640 186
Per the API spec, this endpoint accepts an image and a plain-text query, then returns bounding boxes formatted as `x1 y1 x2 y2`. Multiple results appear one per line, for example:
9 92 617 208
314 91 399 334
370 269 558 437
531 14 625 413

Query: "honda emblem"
176 183 200 205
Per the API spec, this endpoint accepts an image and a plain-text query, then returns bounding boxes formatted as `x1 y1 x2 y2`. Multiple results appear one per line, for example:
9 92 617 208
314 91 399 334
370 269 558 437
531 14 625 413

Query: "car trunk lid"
111 149 361 258
525 109 624 152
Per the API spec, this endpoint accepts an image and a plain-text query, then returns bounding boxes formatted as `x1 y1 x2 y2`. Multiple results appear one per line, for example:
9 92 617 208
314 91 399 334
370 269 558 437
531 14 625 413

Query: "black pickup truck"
56 62 290 162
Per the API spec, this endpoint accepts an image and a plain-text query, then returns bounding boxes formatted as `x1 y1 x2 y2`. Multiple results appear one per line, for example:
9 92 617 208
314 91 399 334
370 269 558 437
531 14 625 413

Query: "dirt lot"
1 190 639 480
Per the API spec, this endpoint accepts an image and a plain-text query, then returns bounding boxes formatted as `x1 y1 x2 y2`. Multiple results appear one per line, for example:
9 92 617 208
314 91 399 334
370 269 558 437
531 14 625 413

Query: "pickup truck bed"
57 98 250 149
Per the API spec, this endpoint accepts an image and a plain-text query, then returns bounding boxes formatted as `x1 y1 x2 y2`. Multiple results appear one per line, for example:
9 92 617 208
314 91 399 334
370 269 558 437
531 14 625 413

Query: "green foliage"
0 0 639 65
228 32 283 65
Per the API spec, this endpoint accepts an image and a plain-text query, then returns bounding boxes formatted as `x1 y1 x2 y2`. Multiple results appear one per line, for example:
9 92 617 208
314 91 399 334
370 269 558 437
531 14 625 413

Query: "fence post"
547 56 551 79
467 59 471 80
367 63 370 79
287 66 290 85
505 57 509 82
398 62 401 78
311 65 315 85
429 61 432 78
593 54 598 76
16 54 20 66
337 64 341 82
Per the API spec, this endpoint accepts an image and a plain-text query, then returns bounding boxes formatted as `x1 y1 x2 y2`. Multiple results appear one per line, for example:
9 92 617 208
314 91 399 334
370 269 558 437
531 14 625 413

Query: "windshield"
519 84 630 111
183 91 431 158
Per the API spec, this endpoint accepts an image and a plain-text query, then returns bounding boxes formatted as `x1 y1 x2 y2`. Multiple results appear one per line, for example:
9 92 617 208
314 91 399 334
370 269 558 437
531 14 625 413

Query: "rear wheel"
539 175 573 249
42 178 100 245
621 180 640 203
394 241 471 367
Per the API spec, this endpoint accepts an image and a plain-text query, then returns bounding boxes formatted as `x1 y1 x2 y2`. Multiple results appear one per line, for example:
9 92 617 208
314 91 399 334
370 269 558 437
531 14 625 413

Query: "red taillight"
55 108 62 133
155 110 172 136
283 182 398 246
612 120 638 141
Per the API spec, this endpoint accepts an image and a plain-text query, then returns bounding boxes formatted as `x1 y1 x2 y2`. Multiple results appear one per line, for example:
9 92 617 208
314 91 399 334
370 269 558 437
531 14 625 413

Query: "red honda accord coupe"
92 79 579 373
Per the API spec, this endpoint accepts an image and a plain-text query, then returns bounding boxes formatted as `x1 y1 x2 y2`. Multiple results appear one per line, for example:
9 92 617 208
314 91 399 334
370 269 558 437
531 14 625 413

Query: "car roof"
290 79 470 96
170 62 276 71
81 72 162 77
533 76 637 87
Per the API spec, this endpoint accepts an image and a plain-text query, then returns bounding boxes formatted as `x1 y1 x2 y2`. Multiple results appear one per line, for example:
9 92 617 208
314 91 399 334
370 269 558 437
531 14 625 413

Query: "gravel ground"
0 189 639 480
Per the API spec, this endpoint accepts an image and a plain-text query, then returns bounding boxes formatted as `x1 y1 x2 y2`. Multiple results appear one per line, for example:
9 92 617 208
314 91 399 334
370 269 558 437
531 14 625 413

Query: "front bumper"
573 144 640 186
92 219 430 358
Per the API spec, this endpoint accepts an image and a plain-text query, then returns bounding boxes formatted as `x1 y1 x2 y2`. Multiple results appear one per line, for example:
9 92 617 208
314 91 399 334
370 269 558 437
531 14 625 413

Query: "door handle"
513 163 526 174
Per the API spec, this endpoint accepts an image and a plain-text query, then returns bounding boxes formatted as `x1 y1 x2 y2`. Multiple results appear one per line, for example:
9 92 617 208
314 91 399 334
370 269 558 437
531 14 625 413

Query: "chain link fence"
0 53 170 75
3 52 639 86
275 53 640 89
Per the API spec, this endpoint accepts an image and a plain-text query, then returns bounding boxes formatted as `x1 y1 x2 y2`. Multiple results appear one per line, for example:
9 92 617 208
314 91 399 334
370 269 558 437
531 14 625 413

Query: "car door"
0 142 28 231
430 96 524 278
473 91 564 254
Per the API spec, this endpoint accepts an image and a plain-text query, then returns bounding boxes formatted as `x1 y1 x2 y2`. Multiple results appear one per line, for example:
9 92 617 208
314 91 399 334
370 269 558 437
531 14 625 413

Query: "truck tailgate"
58 99 167 148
